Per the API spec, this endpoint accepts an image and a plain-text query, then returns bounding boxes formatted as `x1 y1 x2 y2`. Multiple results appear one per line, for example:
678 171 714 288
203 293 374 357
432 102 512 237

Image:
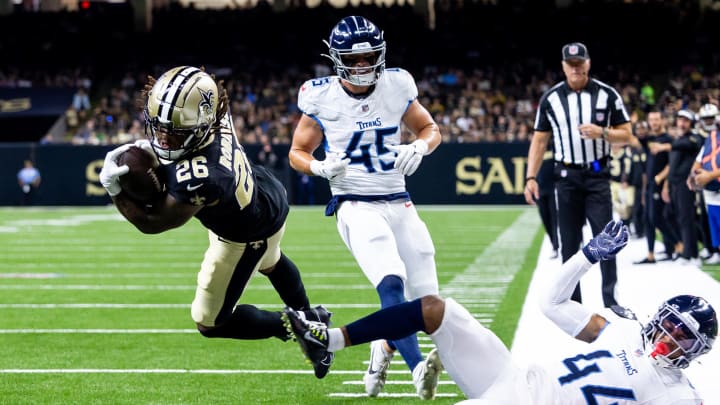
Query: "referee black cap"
562 42 589 61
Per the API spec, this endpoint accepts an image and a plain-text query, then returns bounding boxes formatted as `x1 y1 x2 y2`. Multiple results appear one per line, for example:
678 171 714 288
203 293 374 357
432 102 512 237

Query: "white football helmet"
144 66 219 161
698 103 719 132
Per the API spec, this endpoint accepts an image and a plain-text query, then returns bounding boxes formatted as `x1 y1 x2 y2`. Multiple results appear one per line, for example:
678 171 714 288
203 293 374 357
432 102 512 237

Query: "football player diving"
288 16 443 399
285 220 718 404
99 66 329 370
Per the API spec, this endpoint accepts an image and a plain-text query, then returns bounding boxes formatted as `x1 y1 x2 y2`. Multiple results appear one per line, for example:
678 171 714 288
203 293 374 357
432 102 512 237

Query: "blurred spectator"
17 160 41 206
72 87 91 112
661 110 704 265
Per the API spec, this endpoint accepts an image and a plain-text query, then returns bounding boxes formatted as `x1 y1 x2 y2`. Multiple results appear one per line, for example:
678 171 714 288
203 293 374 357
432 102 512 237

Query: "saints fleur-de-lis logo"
198 88 214 114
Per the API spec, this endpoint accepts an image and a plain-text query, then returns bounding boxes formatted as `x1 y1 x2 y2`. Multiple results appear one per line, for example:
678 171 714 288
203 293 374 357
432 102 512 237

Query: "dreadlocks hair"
213 78 229 124
136 68 229 126
136 75 156 112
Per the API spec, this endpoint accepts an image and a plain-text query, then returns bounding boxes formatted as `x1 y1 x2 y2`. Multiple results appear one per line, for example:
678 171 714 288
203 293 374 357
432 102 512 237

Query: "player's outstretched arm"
539 221 628 342
112 192 200 234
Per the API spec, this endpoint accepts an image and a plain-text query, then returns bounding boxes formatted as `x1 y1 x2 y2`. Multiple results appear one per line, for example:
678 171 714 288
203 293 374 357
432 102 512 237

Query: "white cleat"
412 348 443 400
363 339 394 397
705 253 720 265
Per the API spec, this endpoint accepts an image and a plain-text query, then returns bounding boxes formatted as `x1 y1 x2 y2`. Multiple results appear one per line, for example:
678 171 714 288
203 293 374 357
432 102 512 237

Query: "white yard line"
0 369 422 374
440 208 539 323
0 329 198 334
0 284 373 290
0 303 383 309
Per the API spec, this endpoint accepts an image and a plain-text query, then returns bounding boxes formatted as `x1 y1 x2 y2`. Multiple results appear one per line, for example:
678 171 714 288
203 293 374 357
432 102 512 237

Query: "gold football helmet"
144 66 219 161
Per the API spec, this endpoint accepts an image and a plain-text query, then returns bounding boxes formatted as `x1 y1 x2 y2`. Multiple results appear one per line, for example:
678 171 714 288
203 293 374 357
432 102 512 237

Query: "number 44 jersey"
530 311 701 404
297 69 417 196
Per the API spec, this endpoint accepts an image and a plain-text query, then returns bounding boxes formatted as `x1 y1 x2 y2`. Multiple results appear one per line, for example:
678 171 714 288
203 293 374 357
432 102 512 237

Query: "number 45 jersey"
530 311 701 404
298 69 417 196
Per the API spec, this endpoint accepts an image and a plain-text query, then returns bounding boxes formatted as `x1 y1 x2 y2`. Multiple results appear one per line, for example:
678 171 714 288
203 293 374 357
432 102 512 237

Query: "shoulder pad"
610 305 637 321
380 68 417 101
298 77 333 115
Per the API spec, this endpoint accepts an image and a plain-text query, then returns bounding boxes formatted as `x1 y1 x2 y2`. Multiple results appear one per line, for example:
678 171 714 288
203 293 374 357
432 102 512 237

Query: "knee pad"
376 275 405 308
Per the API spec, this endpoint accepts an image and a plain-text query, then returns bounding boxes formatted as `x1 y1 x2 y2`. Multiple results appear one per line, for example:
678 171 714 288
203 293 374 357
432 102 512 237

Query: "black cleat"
302 304 333 326
282 307 334 379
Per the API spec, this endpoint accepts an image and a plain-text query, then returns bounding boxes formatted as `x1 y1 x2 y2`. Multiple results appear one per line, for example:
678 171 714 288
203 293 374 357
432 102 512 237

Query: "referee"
524 42 633 306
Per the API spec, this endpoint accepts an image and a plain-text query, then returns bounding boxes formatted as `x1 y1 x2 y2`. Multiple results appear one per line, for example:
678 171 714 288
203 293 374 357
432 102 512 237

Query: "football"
116 146 165 203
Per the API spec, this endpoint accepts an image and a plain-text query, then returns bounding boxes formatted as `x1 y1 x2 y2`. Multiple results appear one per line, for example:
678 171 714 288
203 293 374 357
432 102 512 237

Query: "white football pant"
335 200 438 299
432 298 532 404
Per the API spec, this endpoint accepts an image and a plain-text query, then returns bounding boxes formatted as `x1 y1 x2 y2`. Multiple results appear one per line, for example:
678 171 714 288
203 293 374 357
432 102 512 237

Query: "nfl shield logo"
569 45 578 55
362 105 369 112
596 112 605 122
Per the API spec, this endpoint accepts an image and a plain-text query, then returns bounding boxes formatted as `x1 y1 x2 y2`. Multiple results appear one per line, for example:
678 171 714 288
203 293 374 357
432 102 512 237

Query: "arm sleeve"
538 250 595 338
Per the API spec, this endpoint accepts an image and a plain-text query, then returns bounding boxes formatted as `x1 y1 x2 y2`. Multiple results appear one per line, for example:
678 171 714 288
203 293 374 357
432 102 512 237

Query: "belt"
556 157 609 171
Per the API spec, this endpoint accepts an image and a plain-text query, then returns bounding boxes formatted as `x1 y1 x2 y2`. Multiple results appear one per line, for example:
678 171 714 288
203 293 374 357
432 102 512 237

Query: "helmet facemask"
144 110 213 161
324 41 386 86
643 296 717 369
143 66 219 161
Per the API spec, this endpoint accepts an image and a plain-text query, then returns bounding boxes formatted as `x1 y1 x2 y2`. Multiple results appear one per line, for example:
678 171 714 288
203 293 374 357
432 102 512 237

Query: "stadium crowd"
4 1 720 257
3 64 720 147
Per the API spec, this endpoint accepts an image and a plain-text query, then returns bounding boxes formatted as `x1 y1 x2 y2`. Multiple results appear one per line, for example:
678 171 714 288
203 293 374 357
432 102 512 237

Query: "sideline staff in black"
524 42 633 306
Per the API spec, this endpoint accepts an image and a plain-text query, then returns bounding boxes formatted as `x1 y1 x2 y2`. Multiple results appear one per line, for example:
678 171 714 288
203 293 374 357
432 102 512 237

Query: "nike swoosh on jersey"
186 183 203 191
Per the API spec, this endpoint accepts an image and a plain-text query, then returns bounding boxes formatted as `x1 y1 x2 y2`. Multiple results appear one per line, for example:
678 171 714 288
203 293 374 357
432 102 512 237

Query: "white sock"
327 328 345 352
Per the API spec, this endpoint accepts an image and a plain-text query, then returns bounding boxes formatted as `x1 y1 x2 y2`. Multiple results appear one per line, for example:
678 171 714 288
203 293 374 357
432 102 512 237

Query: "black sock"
264 253 310 310
199 304 289 341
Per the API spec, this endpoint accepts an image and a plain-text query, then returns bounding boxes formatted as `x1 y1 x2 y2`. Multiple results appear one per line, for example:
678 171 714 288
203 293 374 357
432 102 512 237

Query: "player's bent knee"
420 294 445 334
197 323 217 338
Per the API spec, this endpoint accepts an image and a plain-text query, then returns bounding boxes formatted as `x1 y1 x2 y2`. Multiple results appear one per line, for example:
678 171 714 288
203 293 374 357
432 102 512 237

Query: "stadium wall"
0 143 529 206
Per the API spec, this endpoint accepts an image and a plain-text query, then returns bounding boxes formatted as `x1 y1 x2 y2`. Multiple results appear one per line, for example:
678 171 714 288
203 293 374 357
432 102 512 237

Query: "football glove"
386 139 429 176
99 144 131 196
582 220 629 264
310 156 350 181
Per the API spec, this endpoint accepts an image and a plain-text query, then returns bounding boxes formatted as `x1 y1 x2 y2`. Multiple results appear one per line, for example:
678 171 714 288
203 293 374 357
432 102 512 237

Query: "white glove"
99 144 131 196
310 157 350 181
134 139 160 168
386 139 429 176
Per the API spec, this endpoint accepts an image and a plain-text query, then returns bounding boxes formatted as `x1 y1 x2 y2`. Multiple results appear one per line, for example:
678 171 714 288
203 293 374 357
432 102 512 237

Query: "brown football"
117 146 165 202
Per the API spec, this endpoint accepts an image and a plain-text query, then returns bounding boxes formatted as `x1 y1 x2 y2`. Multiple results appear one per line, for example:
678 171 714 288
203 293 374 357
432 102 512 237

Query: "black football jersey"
159 116 288 242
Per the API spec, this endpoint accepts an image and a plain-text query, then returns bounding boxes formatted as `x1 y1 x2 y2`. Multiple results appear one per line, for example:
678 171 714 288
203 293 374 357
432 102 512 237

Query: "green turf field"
0 206 543 404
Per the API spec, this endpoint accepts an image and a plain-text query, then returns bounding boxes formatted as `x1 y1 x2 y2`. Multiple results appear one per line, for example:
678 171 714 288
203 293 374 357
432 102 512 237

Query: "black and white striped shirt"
534 78 630 164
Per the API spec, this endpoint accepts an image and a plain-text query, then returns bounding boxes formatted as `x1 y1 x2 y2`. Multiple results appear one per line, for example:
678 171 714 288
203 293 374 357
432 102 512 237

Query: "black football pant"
644 183 679 255
537 191 559 251
670 182 699 259
554 164 617 307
